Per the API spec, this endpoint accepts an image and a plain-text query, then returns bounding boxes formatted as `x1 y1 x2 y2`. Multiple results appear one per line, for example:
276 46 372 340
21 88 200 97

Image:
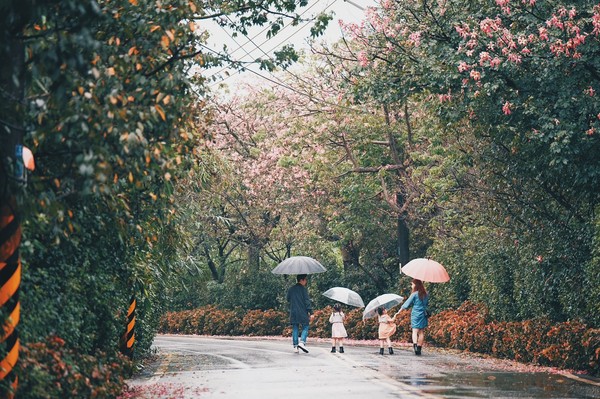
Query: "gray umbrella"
323 287 365 307
271 256 327 275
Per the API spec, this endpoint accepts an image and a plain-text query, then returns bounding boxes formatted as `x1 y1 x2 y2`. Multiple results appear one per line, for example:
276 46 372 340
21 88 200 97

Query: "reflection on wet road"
397 372 600 398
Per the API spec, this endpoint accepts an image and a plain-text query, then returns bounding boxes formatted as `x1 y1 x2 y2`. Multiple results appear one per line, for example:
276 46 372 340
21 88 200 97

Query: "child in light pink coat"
377 306 397 355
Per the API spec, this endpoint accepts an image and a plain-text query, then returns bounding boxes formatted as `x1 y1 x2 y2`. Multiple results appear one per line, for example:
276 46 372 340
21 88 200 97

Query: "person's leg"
297 324 310 352
412 328 418 354
339 339 344 353
300 324 309 344
331 338 336 352
387 338 394 354
379 339 384 355
292 324 299 347
416 328 424 355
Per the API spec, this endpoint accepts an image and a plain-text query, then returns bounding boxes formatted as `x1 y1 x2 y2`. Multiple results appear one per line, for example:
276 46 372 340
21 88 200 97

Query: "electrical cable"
205 0 326 80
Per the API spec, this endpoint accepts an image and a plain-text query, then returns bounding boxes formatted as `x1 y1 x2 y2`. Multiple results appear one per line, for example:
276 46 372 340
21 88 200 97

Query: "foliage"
17 336 132 399
428 302 599 375
323 0 600 327
0 0 333 395
240 309 287 336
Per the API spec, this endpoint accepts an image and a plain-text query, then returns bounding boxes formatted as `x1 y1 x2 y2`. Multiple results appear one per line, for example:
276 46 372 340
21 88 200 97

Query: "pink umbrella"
401 258 450 283
22 146 35 171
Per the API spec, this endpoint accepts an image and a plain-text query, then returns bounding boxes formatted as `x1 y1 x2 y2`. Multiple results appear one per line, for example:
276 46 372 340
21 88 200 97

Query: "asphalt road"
124 335 600 399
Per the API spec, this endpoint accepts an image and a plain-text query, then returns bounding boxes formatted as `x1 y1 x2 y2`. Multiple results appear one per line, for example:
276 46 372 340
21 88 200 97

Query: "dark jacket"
287 283 312 325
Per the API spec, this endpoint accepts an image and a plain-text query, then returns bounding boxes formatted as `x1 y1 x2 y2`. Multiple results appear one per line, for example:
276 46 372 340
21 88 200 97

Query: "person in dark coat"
287 274 313 353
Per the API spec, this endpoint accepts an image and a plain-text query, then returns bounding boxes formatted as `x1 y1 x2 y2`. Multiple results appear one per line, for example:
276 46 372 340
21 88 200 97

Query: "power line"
205 0 326 80
209 0 338 89
200 0 372 116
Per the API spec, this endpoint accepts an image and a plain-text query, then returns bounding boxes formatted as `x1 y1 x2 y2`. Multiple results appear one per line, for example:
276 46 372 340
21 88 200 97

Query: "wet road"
125 335 600 399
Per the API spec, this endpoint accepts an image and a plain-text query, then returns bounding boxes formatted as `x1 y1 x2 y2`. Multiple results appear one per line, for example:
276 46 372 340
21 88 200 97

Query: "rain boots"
379 348 384 355
413 343 422 355
339 347 344 353
331 347 336 353
388 347 394 355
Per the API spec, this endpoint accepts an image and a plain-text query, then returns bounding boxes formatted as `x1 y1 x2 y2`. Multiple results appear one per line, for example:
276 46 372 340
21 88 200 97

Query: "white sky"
201 0 377 91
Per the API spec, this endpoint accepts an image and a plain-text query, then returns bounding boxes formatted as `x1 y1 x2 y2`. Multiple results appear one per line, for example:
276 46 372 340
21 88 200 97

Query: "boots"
339 347 344 353
379 348 384 355
388 347 394 355
413 343 418 355
331 347 336 353
416 346 422 356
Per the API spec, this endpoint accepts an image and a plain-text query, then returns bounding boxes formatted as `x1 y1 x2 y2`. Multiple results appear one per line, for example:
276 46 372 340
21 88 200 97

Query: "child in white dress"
329 303 348 353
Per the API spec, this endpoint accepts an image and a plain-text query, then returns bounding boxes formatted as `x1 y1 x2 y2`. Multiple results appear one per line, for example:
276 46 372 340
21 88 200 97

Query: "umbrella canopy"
322 287 365 308
362 293 404 320
401 258 450 283
271 256 327 275
22 146 35 171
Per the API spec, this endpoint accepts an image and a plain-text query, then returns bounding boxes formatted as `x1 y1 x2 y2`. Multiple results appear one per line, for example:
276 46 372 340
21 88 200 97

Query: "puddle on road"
397 372 600 398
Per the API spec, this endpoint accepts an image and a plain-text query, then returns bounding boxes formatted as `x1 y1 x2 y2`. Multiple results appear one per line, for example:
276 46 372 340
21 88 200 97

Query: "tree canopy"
2 0 600 396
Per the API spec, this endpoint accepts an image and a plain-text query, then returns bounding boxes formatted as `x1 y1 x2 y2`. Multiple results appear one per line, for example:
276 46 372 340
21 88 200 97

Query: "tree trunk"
383 104 411 267
397 192 410 267
340 241 360 272
247 243 261 273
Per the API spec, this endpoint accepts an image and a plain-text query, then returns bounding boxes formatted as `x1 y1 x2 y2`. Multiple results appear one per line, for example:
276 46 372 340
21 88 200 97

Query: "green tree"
0 0 332 395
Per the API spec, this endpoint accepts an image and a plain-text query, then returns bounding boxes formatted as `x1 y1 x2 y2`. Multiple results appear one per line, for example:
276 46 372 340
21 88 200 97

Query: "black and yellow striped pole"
0 200 20 398
121 294 135 358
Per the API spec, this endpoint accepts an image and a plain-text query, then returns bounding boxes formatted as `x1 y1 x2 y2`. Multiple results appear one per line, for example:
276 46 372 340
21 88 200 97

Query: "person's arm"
303 287 313 317
400 292 415 310
395 293 414 317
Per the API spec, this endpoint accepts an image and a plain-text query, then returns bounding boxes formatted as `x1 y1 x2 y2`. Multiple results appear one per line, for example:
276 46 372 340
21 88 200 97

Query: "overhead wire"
205 0 326 81
200 0 372 115
208 0 337 92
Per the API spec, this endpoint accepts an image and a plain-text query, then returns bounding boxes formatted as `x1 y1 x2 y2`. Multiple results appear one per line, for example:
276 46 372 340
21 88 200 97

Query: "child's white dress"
329 311 348 338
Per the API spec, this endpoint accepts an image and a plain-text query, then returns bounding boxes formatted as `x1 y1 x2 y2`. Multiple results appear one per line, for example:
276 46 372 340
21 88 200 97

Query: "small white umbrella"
271 256 327 275
362 293 404 320
322 287 365 308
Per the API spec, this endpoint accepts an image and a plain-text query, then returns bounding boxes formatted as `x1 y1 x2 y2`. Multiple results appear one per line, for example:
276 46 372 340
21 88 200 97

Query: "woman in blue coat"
399 279 429 355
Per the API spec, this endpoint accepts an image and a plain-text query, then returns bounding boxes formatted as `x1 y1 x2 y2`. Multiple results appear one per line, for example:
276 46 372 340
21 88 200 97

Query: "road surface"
124 335 600 399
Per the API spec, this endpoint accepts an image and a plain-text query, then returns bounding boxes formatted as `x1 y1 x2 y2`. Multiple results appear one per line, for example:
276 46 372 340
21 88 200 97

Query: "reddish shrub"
18 336 132 399
240 309 287 336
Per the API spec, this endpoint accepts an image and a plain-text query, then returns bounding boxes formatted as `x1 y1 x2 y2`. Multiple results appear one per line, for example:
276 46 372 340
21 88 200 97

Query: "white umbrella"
322 287 365 307
362 293 404 320
271 256 327 275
